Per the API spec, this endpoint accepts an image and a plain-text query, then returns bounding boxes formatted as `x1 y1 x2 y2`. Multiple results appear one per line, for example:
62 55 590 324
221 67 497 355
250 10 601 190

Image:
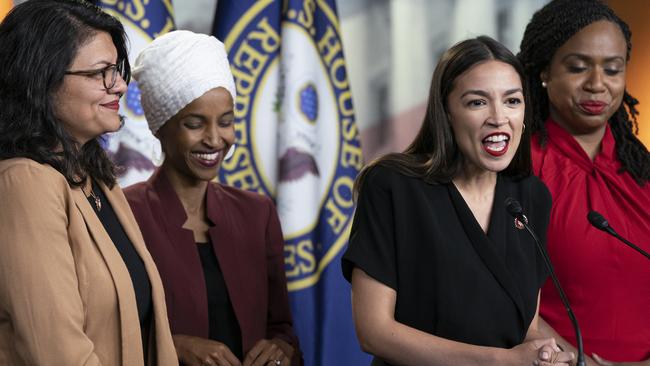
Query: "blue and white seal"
219 0 362 291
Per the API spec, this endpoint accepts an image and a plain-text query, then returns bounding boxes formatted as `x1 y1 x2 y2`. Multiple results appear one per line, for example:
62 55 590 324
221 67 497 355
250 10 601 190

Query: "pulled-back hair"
518 0 649 185
0 0 131 188
355 36 531 195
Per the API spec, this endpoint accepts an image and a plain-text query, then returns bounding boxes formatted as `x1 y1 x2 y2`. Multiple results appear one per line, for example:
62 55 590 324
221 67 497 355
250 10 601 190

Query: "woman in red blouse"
518 0 650 364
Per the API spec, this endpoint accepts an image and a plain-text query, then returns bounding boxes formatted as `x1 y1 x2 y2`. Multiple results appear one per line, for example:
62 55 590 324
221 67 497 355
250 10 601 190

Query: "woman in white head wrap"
124 30 301 366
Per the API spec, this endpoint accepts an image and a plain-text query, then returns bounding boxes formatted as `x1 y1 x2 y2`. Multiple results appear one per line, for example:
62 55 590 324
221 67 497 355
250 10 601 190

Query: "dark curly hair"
355 36 531 195
0 0 131 188
518 0 649 185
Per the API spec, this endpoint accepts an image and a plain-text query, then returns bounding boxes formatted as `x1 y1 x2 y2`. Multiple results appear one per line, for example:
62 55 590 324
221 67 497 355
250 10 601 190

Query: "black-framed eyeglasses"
65 61 125 90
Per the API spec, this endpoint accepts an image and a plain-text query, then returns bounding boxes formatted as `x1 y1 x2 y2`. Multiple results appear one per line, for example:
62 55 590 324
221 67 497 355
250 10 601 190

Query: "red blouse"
533 119 650 362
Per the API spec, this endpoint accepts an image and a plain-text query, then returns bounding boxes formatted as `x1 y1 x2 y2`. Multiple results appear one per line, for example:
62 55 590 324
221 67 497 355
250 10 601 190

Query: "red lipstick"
482 132 510 157
101 100 120 111
579 100 607 115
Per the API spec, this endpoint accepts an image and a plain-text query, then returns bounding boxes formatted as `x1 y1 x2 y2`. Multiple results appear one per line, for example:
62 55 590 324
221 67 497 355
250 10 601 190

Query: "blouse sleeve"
0 163 102 365
342 166 397 290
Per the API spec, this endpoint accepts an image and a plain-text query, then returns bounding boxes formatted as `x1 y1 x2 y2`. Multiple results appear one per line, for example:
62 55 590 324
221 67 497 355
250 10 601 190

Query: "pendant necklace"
82 182 102 211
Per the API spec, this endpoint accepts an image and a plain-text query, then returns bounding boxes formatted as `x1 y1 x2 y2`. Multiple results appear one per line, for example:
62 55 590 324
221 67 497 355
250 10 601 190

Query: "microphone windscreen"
587 211 609 231
505 197 523 218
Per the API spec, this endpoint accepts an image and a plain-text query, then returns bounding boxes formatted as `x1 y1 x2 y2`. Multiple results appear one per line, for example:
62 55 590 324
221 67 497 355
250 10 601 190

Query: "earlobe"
540 70 549 87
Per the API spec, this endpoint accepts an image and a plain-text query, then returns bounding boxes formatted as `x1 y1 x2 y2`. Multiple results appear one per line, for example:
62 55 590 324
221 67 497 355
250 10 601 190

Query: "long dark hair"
518 0 649 185
0 0 131 188
355 36 531 195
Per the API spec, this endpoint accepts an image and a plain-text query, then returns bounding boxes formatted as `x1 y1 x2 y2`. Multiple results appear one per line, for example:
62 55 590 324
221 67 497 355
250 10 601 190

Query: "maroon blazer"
124 168 301 363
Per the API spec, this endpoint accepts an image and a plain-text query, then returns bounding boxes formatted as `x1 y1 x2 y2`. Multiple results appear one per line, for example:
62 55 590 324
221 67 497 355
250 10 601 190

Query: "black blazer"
342 166 551 366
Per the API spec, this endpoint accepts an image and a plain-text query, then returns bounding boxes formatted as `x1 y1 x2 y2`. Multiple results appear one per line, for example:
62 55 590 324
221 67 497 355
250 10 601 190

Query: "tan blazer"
0 158 177 366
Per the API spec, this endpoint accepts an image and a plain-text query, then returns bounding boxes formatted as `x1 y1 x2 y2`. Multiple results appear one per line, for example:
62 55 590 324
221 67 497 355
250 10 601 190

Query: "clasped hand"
175 335 293 366
243 338 293 366
511 338 575 366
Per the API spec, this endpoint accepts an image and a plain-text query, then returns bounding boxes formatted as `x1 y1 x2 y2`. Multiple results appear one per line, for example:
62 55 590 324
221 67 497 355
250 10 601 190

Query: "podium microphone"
505 197 586 366
587 211 650 261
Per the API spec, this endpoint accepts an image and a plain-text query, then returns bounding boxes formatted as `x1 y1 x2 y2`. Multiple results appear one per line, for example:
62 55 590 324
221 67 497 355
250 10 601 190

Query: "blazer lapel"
150 169 197 248
101 183 157 278
486 177 508 258
447 178 526 327
71 186 143 365
150 169 211 338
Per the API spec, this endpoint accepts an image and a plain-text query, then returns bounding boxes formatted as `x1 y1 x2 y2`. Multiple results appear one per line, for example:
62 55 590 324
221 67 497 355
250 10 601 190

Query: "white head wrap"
132 30 236 134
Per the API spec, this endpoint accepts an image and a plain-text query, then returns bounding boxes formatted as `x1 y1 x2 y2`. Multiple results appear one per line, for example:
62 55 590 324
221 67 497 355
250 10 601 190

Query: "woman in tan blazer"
0 1 176 365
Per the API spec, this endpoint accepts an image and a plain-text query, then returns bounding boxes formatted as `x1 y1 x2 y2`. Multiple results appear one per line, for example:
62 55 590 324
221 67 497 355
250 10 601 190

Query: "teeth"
192 152 219 161
486 141 506 152
483 134 509 143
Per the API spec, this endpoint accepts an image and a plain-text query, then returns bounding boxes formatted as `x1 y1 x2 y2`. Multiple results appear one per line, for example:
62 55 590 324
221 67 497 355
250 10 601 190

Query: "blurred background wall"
608 1 650 146
8 0 649 160
172 0 550 161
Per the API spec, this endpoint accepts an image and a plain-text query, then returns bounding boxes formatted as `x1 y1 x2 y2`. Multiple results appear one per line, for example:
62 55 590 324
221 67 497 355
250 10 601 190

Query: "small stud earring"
542 81 547 88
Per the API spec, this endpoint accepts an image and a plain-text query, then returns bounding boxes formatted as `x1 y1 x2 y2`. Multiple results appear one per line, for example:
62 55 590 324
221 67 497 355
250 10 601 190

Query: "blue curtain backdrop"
214 1 369 365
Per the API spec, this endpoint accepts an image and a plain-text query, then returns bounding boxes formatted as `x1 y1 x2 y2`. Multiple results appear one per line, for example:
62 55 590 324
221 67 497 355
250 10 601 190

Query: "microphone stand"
607 230 650 260
588 211 650 261
506 198 586 366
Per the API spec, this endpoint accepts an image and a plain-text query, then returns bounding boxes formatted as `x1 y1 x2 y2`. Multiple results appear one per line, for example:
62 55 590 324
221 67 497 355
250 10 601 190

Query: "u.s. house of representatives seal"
219 0 362 291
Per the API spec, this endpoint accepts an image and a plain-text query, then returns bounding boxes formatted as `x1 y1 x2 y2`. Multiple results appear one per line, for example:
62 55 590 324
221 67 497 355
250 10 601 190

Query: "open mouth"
190 151 221 168
482 133 510 157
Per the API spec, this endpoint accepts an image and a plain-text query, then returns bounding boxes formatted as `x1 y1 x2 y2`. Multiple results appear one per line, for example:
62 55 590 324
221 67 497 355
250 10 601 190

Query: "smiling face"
158 87 235 185
53 31 127 144
447 60 525 175
542 20 627 137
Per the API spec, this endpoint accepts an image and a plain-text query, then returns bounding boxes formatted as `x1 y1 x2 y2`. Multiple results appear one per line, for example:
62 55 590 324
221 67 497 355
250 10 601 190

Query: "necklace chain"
82 183 102 211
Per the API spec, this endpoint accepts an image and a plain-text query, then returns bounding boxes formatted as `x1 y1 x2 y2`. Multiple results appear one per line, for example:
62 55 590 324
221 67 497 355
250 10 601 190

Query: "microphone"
587 210 650 260
505 197 586 366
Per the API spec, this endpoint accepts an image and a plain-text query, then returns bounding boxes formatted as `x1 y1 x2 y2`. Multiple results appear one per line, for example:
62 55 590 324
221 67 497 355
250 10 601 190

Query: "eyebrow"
460 88 523 98
562 53 625 63
81 60 115 68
